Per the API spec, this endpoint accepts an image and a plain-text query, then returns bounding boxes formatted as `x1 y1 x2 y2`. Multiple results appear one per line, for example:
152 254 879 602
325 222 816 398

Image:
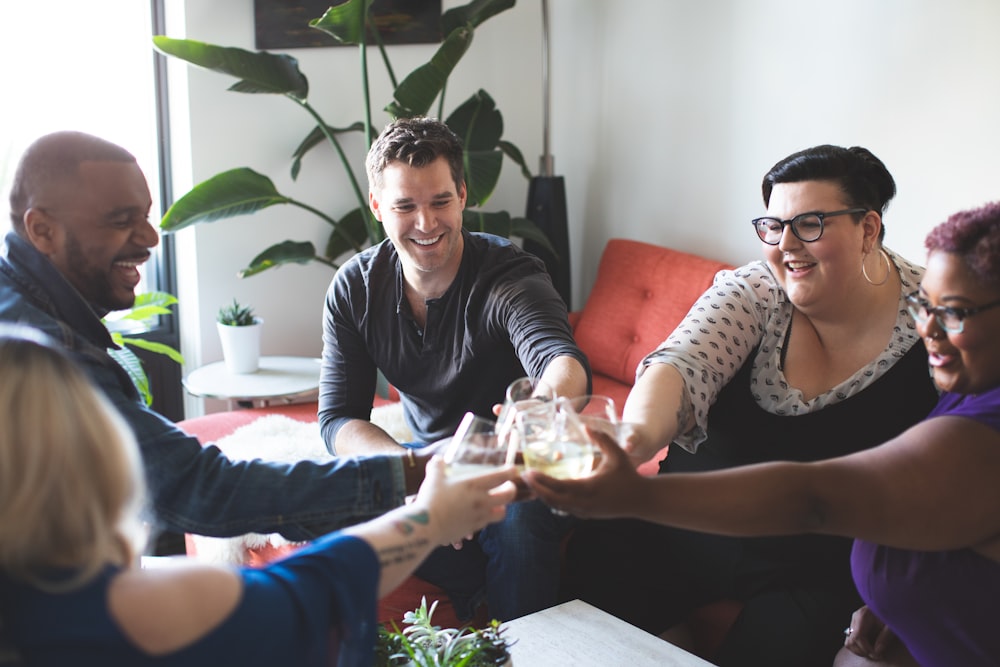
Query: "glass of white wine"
516 397 596 480
495 376 555 451
442 412 515 480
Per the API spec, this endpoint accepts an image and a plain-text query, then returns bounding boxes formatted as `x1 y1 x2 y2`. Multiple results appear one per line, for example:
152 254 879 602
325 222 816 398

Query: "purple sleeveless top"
851 386 1000 666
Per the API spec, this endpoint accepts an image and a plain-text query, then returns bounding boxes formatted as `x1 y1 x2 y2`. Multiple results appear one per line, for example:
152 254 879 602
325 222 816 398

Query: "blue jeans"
414 498 576 621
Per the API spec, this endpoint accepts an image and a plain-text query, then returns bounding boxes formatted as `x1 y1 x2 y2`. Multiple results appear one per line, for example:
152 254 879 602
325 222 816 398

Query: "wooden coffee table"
502 599 716 666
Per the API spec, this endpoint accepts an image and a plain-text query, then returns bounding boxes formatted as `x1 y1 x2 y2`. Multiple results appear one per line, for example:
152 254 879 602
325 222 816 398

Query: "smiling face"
370 155 467 292
918 250 1000 395
763 180 878 313
25 160 157 312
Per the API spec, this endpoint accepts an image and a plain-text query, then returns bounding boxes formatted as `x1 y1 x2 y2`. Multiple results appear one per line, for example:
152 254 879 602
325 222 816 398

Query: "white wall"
170 0 1000 415
550 0 1000 306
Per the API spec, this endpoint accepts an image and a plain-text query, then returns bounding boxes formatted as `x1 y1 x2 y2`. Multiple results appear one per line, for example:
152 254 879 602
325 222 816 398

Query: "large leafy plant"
154 0 550 278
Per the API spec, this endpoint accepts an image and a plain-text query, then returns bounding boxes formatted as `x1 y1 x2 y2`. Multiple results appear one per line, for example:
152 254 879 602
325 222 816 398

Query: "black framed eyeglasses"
751 207 868 245
905 291 1000 334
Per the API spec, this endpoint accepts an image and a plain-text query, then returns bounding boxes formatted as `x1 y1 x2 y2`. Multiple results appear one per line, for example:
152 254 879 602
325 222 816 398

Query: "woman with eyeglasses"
529 204 1000 665
559 145 941 667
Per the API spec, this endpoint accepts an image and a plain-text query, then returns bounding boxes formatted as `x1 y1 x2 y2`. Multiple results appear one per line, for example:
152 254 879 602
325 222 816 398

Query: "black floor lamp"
522 0 571 307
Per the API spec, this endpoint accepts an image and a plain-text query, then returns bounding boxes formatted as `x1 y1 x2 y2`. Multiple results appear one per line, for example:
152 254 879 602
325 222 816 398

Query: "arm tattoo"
377 539 430 568
392 509 430 535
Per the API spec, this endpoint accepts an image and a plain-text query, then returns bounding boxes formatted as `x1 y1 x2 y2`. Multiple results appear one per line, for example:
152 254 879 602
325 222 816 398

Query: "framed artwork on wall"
254 0 442 50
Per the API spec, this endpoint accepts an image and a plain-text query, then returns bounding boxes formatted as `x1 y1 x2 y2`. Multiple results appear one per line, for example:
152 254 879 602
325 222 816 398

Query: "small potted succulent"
375 598 513 667
216 298 262 373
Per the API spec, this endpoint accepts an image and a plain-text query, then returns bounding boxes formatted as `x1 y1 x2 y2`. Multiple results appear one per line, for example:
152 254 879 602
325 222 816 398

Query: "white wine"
522 441 594 479
445 462 501 481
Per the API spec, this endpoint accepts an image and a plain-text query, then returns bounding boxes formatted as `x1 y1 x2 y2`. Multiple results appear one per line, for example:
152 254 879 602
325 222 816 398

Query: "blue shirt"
1 534 379 667
0 231 407 540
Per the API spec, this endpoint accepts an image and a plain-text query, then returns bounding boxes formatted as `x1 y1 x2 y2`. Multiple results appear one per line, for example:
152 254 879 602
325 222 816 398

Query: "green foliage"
375 597 512 667
154 0 550 279
216 298 257 326
104 291 184 406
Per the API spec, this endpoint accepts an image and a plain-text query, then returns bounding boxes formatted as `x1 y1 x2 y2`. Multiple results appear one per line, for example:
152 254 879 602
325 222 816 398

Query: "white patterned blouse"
639 248 927 453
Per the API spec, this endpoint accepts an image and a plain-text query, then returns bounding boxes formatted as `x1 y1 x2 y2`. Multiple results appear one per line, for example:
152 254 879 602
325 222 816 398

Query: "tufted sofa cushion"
574 239 733 387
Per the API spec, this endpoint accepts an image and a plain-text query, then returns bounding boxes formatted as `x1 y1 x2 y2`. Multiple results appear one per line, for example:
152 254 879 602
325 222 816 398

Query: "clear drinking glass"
495 376 555 448
442 412 515 480
516 397 596 480
563 395 619 438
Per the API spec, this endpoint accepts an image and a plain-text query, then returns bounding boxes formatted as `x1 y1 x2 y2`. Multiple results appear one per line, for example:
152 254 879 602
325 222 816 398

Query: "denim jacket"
0 232 407 541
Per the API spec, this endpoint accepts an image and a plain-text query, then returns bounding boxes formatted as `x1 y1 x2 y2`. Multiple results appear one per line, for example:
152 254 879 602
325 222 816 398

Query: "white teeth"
412 236 440 246
786 261 812 270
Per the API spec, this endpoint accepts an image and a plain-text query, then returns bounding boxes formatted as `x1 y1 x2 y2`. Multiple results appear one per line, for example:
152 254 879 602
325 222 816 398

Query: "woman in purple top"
524 202 1000 667
0 325 518 667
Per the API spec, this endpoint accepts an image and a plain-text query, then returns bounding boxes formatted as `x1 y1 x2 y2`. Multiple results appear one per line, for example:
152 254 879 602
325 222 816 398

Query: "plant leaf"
160 168 291 232
386 26 474 118
290 121 367 180
462 208 510 236
107 344 152 406
324 207 372 262
464 150 503 207
117 291 179 322
239 240 318 278
441 0 516 35
447 90 502 151
152 36 309 100
498 139 533 180
510 215 556 254
309 0 373 44
119 337 185 365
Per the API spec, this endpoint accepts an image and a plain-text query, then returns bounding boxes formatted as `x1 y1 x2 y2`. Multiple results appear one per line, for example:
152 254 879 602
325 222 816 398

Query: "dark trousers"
563 518 860 667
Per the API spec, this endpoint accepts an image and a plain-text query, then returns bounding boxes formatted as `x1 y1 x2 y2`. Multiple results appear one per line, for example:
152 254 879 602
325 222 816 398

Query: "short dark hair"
761 145 896 242
365 117 465 194
9 131 136 235
925 201 1000 287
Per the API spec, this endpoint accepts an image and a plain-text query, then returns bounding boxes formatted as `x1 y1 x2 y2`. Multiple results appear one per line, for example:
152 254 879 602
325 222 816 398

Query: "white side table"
183 355 322 409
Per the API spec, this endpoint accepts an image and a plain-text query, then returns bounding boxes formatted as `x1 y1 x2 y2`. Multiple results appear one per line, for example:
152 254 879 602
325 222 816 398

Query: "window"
0 0 181 420
0 0 164 285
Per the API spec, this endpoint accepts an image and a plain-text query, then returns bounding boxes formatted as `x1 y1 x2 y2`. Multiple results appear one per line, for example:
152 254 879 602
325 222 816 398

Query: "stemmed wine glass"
442 412 515 480
495 376 555 450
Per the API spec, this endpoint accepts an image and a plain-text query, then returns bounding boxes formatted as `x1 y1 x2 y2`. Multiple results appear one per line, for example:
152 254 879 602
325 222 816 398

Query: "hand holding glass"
496 376 555 448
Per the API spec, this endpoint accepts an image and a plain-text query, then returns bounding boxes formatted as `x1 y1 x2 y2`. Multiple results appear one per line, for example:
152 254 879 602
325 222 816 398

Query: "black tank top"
661 342 940 583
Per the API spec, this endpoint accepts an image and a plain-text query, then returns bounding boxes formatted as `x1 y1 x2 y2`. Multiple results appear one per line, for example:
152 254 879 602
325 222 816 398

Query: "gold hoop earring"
862 248 891 286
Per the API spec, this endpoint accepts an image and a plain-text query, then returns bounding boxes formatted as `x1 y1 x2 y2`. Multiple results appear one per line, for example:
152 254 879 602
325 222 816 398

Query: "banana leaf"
152 36 309 101
161 169 291 232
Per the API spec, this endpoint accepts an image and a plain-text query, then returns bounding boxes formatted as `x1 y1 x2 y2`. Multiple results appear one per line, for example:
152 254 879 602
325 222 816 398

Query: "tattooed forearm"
378 539 431 567
392 509 430 535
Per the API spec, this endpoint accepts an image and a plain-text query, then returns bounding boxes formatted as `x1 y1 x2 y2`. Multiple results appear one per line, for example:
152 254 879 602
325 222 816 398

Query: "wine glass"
495 376 555 448
516 397 596 480
442 412 515 480
563 394 619 438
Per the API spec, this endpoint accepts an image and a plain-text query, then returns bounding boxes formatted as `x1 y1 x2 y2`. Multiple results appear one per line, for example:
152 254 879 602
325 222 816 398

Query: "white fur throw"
189 403 413 564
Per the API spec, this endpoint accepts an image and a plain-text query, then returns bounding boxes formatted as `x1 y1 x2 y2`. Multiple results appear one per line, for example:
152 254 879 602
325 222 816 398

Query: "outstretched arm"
525 417 1000 554
345 457 518 596
621 363 691 464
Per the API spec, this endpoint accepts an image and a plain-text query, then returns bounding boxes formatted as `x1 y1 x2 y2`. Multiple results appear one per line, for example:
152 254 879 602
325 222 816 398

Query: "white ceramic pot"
216 318 262 374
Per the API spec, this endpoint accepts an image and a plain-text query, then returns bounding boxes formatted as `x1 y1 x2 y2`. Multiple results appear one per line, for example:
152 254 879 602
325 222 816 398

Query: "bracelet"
406 448 416 468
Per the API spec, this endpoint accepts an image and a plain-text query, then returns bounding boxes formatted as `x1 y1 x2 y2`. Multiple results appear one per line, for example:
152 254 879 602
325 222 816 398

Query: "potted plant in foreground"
216 299 262 374
376 598 513 667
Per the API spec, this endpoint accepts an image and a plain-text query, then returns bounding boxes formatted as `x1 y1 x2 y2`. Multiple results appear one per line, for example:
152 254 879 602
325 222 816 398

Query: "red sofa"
178 238 738 658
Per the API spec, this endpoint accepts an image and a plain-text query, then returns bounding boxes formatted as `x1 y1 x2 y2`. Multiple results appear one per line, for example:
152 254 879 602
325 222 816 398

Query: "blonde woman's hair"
0 325 146 590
